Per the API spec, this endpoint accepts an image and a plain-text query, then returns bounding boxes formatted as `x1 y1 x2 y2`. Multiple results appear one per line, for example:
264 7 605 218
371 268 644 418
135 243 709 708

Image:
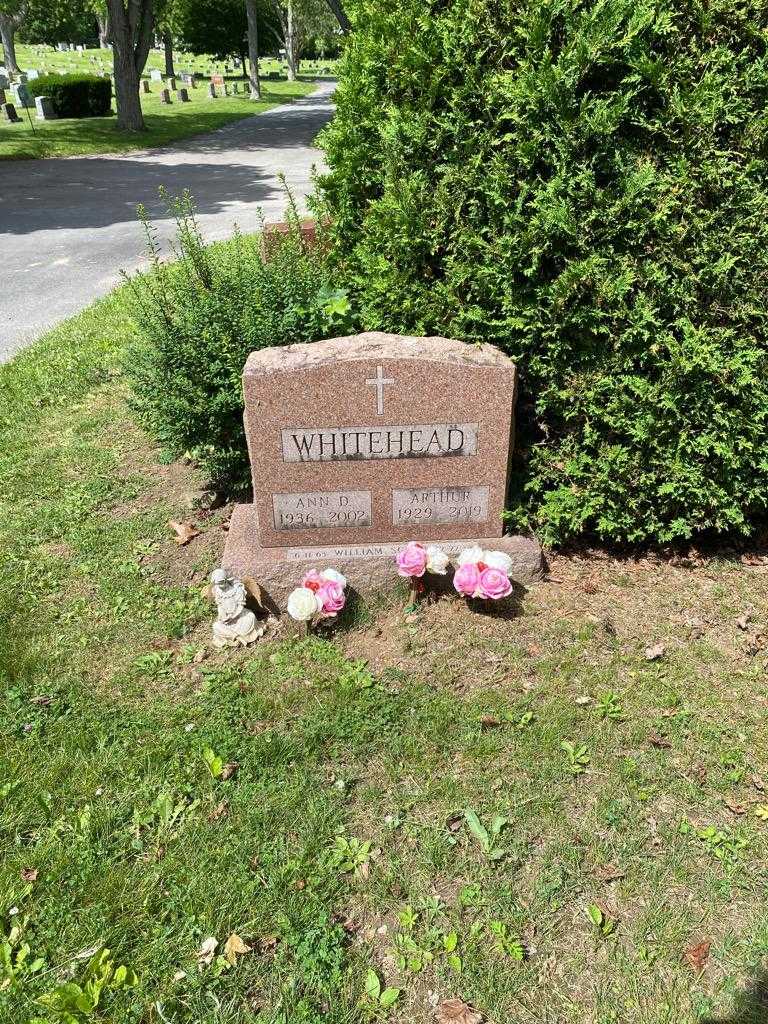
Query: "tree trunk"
163 30 174 77
0 14 20 74
97 10 112 48
324 0 350 33
284 0 297 81
107 0 155 132
245 0 261 99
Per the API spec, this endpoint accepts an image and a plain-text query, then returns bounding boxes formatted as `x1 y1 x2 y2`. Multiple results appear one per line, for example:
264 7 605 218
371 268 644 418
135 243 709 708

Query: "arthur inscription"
273 490 372 531
392 486 489 526
281 423 478 463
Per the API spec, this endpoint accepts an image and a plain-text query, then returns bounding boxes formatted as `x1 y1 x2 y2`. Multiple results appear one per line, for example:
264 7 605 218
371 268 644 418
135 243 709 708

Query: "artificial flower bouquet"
286 568 347 632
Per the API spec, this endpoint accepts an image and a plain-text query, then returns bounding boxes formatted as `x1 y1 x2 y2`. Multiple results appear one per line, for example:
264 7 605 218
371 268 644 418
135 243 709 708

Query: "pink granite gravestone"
223 332 542 603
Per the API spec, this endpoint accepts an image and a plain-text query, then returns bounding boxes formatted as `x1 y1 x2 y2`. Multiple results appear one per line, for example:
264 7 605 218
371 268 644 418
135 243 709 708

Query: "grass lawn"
2 252 768 1023
0 77 317 161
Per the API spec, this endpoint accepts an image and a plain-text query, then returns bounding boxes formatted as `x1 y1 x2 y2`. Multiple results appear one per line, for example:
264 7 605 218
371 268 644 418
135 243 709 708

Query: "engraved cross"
366 364 395 416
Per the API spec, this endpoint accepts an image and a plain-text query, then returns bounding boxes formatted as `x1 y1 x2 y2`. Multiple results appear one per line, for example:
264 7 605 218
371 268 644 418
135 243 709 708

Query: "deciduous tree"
106 0 154 131
0 1 29 72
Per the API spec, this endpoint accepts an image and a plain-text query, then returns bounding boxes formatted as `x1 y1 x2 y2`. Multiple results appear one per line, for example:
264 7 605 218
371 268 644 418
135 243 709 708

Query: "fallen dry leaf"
436 998 484 1024
722 797 746 816
736 612 752 631
243 577 265 609
168 520 201 546
683 939 711 973
223 933 251 964
21 868 38 882
525 643 543 657
645 643 666 661
196 936 218 968
751 773 766 792
648 733 672 749
480 715 502 729
29 695 52 706
208 800 229 822
574 695 592 706
445 813 464 833
220 762 239 781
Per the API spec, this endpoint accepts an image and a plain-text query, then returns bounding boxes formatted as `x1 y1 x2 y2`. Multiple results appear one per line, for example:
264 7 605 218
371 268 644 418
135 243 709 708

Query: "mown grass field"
1 252 768 1023
1 43 333 160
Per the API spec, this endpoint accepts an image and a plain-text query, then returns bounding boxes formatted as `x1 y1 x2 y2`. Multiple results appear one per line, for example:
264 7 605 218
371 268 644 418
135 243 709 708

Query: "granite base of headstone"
2 102 21 122
35 95 56 120
222 332 544 608
207 83 216 99
141 79 150 94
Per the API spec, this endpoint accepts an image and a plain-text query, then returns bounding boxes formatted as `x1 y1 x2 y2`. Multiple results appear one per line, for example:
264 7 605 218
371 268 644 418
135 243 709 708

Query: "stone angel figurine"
210 569 264 648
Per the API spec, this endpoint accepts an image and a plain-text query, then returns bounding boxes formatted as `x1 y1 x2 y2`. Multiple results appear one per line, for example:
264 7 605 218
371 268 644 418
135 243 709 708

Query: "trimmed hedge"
28 74 112 119
319 0 768 545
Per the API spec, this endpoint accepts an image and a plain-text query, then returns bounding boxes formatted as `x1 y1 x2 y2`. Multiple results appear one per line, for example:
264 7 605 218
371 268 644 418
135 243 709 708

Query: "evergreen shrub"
28 74 112 118
126 192 354 492
319 0 768 544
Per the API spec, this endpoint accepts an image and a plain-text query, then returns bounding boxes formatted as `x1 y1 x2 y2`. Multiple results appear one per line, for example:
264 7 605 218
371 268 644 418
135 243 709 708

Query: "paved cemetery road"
0 80 335 361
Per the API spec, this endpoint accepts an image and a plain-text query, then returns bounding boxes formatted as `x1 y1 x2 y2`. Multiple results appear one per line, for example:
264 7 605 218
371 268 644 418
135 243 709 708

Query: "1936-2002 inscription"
273 491 372 531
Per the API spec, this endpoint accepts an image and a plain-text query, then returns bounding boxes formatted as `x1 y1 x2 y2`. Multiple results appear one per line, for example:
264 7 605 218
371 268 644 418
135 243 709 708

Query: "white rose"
286 587 321 621
425 545 449 575
483 550 513 575
321 568 347 588
457 545 484 566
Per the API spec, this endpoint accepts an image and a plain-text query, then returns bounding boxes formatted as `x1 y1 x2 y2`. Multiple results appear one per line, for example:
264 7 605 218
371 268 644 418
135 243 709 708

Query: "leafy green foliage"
319 0 768 545
27 74 112 118
125 190 355 492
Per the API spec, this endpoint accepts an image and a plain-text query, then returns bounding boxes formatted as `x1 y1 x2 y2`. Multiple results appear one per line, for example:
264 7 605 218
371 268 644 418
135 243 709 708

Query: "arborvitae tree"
319 0 768 546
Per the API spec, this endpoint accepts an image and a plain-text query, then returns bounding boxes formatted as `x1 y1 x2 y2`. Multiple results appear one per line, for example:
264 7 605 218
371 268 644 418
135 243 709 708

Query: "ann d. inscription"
281 423 478 463
272 490 372 531
392 486 489 526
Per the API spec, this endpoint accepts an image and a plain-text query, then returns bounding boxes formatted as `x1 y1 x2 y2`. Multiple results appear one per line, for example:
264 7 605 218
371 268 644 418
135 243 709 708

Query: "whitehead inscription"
392 486 489 526
282 423 478 463
273 490 372 531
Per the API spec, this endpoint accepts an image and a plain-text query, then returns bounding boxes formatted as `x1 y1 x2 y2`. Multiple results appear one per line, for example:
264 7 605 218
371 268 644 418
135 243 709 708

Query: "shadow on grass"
703 972 768 1024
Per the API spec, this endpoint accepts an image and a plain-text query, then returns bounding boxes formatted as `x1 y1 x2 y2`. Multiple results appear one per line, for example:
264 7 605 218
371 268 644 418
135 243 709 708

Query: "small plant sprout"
595 690 623 721
202 747 224 779
696 826 748 864
328 836 373 876
586 904 617 937
488 921 524 960
362 968 400 1012
562 741 591 776
464 809 509 862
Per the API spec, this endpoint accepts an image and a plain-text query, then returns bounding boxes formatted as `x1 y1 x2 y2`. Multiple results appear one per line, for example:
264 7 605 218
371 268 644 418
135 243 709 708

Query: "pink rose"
317 580 346 615
396 541 428 578
302 569 323 593
479 566 513 600
453 561 482 597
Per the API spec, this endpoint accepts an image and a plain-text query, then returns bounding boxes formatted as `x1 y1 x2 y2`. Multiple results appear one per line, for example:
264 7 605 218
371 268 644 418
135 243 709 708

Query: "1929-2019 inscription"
281 422 478 463
273 490 372 531
392 486 489 526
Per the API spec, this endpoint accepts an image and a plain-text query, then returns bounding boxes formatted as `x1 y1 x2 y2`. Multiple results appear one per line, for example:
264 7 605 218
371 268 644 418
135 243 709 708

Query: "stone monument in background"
223 332 542 604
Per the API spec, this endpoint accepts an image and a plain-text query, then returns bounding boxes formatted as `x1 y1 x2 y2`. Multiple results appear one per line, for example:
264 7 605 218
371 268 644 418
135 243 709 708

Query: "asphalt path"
0 79 335 361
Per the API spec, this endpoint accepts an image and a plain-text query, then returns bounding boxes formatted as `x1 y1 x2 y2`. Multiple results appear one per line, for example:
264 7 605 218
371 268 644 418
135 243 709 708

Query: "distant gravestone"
159 88 172 104
0 89 5 105
177 87 190 102
1 102 21 123
181 72 195 87
232 81 240 94
0 74 7 90
150 69 163 81
141 79 150 94
34 95 56 120
26 69 39 80
11 83 33 108
211 73 224 88
207 82 216 99
222 332 543 603
165 76 176 90
223 82 230 96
